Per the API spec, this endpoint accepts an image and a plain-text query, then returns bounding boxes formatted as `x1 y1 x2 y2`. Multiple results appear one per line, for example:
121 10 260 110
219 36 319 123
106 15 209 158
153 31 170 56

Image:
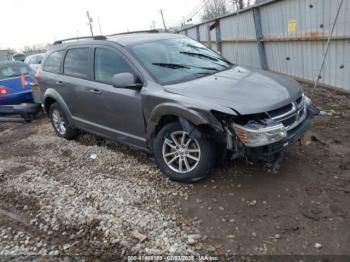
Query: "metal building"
179 0 349 91
0 50 11 62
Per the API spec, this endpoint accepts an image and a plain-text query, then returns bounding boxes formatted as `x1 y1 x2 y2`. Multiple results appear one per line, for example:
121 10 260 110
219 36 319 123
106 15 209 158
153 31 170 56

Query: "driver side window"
94 48 134 84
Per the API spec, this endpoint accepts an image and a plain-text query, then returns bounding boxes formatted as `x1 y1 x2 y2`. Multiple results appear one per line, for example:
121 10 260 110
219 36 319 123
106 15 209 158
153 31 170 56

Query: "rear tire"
49 102 77 140
153 122 215 182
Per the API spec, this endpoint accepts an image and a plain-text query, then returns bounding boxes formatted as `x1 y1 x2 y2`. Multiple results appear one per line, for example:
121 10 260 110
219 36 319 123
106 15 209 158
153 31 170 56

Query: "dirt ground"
0 84 349 259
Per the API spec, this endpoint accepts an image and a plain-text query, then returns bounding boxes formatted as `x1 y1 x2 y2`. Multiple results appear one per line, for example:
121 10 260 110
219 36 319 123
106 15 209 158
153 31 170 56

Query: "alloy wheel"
52 109 66 135
162 130 201 173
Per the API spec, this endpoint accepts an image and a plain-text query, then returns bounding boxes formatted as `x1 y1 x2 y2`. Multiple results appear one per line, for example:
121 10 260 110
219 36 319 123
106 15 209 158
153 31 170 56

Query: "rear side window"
64 48 89 79
43 51 64 73
94 48 134 84
30 55 43 64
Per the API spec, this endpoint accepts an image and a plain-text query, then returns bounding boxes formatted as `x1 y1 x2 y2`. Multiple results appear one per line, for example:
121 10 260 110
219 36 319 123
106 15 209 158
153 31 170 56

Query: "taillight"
35 71 40 82
0 86 8 94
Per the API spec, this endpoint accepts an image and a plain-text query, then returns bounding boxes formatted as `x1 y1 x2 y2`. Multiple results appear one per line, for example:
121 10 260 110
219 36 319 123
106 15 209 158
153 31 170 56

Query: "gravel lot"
0 84 349 258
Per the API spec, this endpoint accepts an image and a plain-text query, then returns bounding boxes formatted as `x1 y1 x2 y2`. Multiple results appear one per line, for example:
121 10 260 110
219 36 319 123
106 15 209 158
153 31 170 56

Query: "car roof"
49 33 185 51
107 33 184 46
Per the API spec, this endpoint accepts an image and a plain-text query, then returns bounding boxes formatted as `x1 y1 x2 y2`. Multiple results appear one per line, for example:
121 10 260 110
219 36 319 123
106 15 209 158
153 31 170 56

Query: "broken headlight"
233 123 287 147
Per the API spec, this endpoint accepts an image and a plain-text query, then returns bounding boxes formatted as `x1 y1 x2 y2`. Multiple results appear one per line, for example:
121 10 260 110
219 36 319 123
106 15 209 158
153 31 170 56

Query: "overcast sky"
0 0 204 50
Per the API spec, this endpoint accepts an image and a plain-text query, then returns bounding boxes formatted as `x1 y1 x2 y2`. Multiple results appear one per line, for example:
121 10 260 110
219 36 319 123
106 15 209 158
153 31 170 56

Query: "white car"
24 53 45 72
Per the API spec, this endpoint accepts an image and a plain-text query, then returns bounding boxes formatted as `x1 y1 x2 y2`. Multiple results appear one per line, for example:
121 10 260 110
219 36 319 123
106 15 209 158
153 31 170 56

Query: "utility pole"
150 20 156 30
86 11 94 36
98 16 103 35
159 9 167 31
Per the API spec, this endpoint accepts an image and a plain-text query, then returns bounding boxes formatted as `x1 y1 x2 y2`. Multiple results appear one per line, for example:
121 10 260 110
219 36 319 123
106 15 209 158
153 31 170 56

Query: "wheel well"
152 115 216 139
44 97 56 114
151 115 225 164
153 115 179 138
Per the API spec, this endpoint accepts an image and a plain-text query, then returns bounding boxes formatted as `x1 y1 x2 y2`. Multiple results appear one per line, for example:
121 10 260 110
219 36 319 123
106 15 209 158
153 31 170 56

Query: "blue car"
0 61 34 105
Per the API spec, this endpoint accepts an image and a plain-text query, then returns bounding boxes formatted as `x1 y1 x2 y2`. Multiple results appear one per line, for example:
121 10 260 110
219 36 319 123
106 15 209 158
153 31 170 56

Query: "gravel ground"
0 120 203 258
0 84 350 259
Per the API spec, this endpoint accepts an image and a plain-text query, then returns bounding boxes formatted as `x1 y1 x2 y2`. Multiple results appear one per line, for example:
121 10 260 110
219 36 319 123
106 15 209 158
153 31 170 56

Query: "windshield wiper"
179 51 219 61
179 51 230 68
152 63 190 69
152 62 218 71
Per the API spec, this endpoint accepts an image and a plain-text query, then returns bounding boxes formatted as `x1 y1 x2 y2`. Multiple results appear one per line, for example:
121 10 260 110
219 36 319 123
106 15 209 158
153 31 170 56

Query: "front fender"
146 102 223 141
44 88 73 122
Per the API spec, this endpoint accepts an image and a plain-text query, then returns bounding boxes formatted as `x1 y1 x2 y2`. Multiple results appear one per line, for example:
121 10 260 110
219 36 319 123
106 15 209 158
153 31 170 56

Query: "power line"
184 0 206 21
234 0 241 63
185 0 210 22
312 0 344 95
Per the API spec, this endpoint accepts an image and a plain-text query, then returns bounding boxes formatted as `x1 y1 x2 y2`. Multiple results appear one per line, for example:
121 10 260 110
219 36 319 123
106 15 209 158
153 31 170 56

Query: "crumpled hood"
164 66 303 115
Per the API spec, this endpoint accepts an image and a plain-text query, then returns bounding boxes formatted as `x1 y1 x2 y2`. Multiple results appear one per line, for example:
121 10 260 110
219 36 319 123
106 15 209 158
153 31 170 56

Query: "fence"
0 50 11 62
178 0 350 91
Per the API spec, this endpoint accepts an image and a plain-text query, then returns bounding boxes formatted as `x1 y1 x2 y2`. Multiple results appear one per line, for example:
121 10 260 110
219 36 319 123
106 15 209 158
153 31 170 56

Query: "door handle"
55 81 65 86
89 89 101 95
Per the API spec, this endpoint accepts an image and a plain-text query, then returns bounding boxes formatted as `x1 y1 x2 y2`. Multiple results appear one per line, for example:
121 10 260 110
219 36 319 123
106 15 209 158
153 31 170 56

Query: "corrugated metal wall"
179 0 350 91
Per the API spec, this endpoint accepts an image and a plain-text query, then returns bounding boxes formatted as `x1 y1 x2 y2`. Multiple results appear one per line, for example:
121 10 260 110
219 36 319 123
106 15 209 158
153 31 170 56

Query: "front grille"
267 95 306 130
268 104 293 118
298 107 305 118
281 115 296 127
296 95 303 106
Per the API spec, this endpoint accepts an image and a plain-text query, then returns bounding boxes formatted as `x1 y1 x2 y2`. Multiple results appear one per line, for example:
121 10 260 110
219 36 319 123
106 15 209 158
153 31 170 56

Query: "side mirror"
111 72 142 89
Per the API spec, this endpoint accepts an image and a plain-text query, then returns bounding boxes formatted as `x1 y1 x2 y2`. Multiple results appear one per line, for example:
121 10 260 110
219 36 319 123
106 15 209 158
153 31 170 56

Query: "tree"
201 0 257 22
232 0 256 11
237 0 244 9
201 0 230 21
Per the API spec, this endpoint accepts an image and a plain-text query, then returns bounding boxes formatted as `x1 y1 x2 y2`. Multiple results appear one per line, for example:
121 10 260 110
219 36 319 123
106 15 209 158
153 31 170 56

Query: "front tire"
153 122 215 182
49 102 77 140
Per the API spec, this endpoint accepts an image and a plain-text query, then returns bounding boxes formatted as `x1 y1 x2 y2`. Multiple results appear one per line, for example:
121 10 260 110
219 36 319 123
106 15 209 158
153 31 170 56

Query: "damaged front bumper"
245 108 314 162
225 100 319 163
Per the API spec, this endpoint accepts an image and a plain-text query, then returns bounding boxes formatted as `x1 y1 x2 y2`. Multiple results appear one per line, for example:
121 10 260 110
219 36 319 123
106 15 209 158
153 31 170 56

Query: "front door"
84 46 146 148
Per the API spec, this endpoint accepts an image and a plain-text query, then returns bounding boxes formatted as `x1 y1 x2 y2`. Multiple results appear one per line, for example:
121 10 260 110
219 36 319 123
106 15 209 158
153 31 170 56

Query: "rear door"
40 50 65 101
57 46 93 119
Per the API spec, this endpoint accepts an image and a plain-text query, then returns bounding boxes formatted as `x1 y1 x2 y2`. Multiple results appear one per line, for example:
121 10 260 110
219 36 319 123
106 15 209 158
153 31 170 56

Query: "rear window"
63 48 89 79
43 51 64 73
12 54 26 61
0 64 31 80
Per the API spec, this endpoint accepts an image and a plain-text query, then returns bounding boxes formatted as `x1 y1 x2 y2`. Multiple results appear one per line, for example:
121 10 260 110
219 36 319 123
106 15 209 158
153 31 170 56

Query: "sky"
0 0 204 51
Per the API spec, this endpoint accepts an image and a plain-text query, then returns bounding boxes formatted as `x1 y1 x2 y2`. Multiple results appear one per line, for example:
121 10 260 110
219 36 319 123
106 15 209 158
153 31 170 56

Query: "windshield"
129 37 232 84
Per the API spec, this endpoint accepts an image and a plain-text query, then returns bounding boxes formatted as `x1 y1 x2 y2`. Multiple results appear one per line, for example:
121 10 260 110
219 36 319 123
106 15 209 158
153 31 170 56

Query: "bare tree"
237 0 244 9
233 0 256 10
201 0 258 22
201 0 230 21
22 44 48 55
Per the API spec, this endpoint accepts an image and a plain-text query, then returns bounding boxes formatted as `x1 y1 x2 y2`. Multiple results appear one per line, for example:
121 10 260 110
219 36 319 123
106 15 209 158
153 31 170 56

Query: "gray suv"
37 32 317 182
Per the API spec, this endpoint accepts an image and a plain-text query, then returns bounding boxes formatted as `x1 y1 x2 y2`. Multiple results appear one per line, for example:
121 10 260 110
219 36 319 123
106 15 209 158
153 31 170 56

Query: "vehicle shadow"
74 131 153 166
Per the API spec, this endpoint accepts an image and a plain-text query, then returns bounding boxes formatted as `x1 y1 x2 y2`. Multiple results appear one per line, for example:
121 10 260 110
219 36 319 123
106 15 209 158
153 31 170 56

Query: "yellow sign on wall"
288 19 297 33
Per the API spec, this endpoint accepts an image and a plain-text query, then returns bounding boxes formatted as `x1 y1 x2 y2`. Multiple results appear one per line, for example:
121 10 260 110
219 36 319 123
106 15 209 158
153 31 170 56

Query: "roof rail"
53 35 107 45
107 29 160 37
